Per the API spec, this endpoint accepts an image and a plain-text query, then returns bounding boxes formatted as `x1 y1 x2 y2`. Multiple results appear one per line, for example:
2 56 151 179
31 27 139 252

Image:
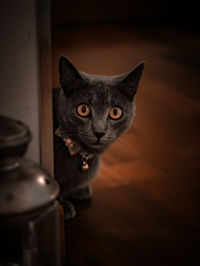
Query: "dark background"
51 1 200 266
52 0 199 29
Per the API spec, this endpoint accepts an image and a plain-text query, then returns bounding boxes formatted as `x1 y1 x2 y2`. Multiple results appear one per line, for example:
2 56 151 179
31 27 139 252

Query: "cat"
53 56 145 220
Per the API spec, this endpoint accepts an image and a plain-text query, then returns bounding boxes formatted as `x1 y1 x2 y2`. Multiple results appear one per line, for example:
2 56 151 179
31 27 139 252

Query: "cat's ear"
118 62 145 99
59 56 83 92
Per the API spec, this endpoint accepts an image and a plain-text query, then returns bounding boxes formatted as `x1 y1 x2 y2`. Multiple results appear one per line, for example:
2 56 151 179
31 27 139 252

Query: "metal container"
0 116 61 266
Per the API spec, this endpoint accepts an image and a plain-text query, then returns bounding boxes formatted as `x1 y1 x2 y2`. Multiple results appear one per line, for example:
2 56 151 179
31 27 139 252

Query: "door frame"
37 0 53 175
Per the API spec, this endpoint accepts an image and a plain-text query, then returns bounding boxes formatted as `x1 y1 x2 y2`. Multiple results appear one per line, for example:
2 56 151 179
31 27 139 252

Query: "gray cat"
53 56 145 220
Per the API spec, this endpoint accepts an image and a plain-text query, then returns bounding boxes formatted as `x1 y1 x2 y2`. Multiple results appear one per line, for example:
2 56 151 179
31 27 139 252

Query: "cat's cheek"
78 118 92 130
110 118 130 138
110 118 125 129
73 117 92 134
70 113 87 124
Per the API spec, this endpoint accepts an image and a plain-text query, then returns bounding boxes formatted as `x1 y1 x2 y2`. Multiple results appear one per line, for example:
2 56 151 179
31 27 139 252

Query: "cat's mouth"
89 141 104 149
79 135 107 151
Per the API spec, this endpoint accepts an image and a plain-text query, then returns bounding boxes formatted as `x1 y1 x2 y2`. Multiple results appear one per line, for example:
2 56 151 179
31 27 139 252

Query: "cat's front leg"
59 196 76 220
69 183 92 200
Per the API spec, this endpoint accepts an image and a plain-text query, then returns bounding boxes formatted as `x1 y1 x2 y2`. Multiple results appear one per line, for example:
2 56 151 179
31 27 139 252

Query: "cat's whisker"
72 137 82 144
106 142 124 161
123 133 136 137
124 132 135 138
114 137 130 147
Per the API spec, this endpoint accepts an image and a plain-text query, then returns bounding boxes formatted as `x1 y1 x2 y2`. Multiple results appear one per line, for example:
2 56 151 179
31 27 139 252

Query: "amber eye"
109 106 123 120
77 104 90 117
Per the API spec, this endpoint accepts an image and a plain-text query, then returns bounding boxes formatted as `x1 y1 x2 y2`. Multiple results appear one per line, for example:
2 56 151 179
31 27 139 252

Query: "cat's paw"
60 200 76 220
70 184 92 200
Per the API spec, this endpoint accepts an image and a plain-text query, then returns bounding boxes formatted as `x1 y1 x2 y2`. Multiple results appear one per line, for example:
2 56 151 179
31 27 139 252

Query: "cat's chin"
81 141 108 154
90 141 104 148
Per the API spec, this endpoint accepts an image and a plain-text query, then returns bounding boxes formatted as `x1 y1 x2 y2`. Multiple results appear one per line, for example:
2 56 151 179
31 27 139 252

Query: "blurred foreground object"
0 116 62 266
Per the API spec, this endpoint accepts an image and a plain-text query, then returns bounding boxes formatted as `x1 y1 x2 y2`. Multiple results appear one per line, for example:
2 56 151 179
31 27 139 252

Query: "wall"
52 0 199 29
0 1 40 163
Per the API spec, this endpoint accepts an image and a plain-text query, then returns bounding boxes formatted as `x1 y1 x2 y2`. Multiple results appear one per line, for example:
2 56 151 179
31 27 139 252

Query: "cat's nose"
93 131 105 140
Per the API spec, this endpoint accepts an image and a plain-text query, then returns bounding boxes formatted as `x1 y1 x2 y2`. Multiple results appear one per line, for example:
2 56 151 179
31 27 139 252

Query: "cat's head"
58 56 145 153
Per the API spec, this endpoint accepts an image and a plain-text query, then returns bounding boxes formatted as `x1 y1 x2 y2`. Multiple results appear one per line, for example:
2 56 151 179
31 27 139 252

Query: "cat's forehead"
69 72 127 107
81 80 113 106
81 74 122 106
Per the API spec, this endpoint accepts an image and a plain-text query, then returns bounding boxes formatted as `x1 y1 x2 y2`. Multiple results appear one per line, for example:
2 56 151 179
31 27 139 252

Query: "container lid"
0 116 32 171
0 116 31 148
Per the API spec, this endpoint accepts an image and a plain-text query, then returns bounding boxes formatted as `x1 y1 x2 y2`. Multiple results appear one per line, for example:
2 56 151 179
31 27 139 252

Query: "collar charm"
63 137 81 156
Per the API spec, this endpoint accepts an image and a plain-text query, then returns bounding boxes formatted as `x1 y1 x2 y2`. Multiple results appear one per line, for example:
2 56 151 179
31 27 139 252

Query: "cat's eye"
109 106 123 120
77 104 91 117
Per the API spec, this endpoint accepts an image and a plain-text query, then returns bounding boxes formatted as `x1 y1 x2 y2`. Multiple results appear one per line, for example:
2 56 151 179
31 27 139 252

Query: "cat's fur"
53 56 145 220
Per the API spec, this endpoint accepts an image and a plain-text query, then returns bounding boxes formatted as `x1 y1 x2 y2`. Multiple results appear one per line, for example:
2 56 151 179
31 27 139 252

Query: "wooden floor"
52 24 200 266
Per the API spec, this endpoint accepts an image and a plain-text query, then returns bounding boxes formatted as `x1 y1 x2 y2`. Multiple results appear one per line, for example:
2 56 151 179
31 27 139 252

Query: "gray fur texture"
53 56 145 219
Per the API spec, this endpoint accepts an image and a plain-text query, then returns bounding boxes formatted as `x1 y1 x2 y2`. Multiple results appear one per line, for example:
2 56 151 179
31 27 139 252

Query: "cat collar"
55 128 93 171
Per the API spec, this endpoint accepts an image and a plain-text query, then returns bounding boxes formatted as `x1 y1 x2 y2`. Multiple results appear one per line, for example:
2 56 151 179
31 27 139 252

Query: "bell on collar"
82 158 89 171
